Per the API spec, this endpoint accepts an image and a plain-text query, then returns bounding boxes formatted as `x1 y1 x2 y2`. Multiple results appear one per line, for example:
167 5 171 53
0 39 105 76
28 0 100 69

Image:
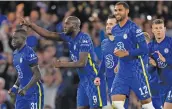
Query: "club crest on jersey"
123 34 127 39
164 48 169 54
74 44 76 50
20 58 23 63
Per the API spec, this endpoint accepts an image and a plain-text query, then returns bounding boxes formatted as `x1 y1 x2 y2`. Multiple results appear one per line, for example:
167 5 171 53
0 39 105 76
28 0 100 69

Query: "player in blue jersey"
8 28 44 109
20 16 107 109
94 15 128 109
110 2 155 109
96 14 117 100
149 19 172 109
143 32 163 109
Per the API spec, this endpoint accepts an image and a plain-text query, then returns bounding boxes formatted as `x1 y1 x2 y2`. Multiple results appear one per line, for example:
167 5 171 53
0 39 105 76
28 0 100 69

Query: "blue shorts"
77 77 107 108
111 72 151 101
15 93 44 109
107 76 115 98
149 81 163 109
107 76 129 109
160 85 172 103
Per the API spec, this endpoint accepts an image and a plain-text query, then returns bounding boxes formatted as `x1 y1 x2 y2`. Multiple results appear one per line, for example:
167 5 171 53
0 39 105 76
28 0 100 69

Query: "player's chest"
68 41 80 52
152 43 171 57
13 53 25 66
114 29 133 43
102 42 115 56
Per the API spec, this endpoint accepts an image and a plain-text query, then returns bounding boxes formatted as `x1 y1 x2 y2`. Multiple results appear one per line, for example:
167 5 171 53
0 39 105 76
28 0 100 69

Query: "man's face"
152 24 166 39
106 18 117 35
63 18 74 35
11 32 25 49
114 5 128 22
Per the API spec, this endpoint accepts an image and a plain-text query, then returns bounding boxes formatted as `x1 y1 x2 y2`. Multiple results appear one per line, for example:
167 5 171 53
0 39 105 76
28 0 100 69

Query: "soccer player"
144 32 163 109
94 15 128 109
21 16 107 109
149 19 172 109
8 28 44 109
110 2 155 109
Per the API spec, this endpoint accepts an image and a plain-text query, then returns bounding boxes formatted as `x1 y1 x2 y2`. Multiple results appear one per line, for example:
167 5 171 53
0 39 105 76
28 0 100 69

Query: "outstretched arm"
21 18 61 40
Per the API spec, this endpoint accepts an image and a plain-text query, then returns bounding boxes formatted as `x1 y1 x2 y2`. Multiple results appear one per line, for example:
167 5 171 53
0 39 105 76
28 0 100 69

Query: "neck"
155 36 165 43
119 17 128 27
17 43 26 51
71 30 80 38
108 35 114 41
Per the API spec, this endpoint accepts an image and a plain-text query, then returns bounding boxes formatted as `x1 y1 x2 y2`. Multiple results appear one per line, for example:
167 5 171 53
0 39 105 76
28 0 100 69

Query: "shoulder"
101 38 108 46
79 32 92 43
148 39 155 47
166 36 172 44
111 24 119 32
13 50 18 55
23 46 36 55
129 20 141 31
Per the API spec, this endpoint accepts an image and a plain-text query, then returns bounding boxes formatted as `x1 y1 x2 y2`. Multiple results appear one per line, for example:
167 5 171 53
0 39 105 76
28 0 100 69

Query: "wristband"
13 85 19 89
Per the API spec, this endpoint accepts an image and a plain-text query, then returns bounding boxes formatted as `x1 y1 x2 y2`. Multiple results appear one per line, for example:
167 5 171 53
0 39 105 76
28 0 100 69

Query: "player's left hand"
53 60 62 68
155 51 166 62
94 77 100 86
18 88 26 96
114 49 129 57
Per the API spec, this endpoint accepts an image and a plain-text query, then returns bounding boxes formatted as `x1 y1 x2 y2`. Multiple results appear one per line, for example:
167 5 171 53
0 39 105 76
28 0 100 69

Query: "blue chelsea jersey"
149 36 172 85
60 32 99 80
100 38 118 77
13 45 41 95
111 20 146 61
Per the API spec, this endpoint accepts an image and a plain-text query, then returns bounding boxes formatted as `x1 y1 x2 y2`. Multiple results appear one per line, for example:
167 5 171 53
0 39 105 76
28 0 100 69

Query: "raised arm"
21 17 61 40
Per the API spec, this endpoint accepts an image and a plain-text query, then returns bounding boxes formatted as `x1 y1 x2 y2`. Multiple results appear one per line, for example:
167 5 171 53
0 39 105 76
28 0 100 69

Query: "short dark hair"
115 2 129 9
108 14 116 19
15 28 27 39
152 19 164 25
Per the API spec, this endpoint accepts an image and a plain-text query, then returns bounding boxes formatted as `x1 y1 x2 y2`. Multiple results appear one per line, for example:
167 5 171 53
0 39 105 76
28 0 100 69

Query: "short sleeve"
132 25 145 43
59 33 71 42
25 48 38 66
79 35 92 52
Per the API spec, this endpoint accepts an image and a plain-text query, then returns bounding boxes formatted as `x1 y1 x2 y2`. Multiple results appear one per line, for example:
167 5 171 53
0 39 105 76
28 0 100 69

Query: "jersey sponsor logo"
116 42 126 51
105 54 114 68
123 34 128 39
164 48 169 54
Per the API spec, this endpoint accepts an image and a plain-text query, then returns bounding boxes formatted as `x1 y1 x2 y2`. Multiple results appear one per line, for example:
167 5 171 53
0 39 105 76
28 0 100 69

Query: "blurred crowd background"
0 1 172 109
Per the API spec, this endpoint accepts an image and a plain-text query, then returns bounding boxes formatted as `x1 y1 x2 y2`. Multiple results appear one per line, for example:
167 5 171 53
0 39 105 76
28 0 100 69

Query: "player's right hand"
114 65 118 73
8 87 18 96
20 17 31 27
149 57 157 66
94 77 100 86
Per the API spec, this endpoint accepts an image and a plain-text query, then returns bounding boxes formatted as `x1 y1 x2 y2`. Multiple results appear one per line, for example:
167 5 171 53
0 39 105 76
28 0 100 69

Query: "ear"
151 25 154 33
164 27 166 32
126 9 129 15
